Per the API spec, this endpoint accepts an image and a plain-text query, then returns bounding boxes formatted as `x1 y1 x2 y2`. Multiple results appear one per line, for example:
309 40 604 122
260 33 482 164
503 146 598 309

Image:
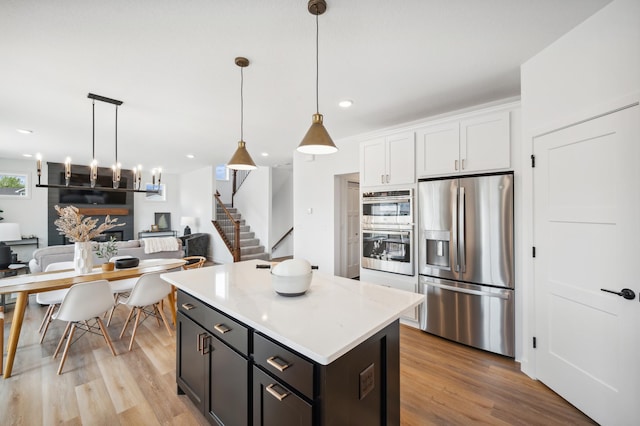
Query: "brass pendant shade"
297 0 338 155
227 140 256 170
227 57 258 171
298 113 338 154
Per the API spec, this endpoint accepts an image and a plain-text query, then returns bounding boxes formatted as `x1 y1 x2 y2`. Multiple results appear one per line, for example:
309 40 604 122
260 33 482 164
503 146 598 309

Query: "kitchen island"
161 259 423 425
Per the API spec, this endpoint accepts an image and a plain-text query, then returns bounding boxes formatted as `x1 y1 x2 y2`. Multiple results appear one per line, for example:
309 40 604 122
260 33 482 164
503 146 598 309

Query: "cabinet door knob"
267 355 291 372
266 383 290 401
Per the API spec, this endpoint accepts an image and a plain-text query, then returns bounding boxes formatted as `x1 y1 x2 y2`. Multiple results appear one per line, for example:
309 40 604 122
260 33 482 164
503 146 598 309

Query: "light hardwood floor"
1 296 595 425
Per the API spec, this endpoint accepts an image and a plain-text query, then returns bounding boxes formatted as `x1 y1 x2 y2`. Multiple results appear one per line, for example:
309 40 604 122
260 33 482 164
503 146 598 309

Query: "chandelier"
35 93 159 193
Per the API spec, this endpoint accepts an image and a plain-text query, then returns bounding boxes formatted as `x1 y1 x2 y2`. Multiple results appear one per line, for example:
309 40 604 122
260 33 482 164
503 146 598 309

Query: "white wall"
293 141 360 273
133 172 181 235
0 158 47 260
519 0 640 376
271 167 293 258
179 166 215 258
234 166 271 255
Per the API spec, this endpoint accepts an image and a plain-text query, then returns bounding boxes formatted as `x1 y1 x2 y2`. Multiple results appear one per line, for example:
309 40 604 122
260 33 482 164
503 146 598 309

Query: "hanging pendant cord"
240 66 244 141
315 10 319 114
92 100 95 160
115 105 118 163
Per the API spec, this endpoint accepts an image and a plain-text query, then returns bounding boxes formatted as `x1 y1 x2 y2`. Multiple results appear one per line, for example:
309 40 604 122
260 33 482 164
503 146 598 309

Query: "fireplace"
95 230 124 242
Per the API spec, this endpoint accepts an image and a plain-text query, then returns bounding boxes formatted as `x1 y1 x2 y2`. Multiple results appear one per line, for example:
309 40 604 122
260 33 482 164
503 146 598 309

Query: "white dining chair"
105 255 138 326
118 271 173 351
52 279 117 375
38 261 75 343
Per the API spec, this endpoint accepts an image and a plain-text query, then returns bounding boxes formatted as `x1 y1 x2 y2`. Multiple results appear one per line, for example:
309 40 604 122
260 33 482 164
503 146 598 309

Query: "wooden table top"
0 258 186 295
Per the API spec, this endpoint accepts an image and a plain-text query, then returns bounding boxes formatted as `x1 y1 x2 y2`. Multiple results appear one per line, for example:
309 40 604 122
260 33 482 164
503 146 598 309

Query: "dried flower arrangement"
54 205 125 243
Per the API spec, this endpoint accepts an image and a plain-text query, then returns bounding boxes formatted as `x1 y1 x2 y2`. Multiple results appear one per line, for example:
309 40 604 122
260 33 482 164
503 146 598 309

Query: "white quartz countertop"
161 259 423 365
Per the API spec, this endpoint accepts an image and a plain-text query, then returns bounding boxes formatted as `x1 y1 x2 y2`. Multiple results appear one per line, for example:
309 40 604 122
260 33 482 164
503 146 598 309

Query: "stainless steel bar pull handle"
197 332 207 354
459 186 466 273
266 384 290 401
267 356 291 372
213 323 231 334
455 160 458 171
386 174 390 183
461 158 465 170
381 174 384 184
182 303 195 310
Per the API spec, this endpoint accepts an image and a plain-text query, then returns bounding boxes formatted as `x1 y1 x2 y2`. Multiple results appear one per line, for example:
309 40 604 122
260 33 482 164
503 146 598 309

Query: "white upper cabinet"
416 111 511 178
460 111 510 173
360 132 415 187
415 122 460 176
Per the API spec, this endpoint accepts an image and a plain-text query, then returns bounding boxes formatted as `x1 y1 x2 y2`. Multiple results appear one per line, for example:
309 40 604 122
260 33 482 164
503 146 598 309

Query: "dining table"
0 258 185 378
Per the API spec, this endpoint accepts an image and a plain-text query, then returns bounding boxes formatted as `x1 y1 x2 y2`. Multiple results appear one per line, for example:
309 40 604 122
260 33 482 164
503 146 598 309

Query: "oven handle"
362 196 412 204
362 229 412 237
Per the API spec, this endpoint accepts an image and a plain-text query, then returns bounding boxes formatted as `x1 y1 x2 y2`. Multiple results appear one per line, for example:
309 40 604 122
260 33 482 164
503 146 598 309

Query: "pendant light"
297 0 338 155
227 57 257 170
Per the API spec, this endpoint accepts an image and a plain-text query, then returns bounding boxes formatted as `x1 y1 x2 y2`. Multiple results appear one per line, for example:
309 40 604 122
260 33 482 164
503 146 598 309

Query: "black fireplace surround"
46 162 135 246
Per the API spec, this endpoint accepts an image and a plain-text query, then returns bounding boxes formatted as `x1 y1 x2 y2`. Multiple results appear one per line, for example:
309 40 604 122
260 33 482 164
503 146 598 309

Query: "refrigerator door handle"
459 186 466 273
427 281 511 300
452 184 459 272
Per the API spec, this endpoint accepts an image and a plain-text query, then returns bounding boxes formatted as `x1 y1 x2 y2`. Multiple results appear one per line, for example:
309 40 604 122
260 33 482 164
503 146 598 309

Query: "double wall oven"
361 189 414 276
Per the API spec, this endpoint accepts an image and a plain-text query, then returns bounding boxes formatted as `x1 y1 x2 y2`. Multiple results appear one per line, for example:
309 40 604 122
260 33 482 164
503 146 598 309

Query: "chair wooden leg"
53 322 72 359
106 305 117 327
57 324 76 375
96 317 117 357
156 303 173 337
128 308 143 351
39 313 54 344
38 304 54 333
119 307 135 339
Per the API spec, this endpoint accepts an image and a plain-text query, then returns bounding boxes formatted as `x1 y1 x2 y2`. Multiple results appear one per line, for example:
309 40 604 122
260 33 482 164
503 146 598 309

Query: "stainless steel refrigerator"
418 172 514 357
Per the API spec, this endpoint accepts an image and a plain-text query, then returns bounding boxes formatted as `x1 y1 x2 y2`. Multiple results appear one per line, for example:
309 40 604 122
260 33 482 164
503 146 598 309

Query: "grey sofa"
29 239 183 273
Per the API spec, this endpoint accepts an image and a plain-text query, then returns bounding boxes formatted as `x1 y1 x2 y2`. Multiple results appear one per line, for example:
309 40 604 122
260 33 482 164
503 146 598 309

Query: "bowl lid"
271 258 311 277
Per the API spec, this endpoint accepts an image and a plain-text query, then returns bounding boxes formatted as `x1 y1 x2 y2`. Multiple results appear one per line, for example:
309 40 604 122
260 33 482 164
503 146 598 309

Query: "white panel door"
533 104 639 425
360 138 386 187
460 111 510 173
346 181 360 278
415 122 459 177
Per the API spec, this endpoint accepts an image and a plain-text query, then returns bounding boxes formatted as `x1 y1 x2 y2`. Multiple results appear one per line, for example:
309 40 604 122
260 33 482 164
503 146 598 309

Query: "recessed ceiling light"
261 152 269 157
186 154 195 159
16 128 33 134
338 100 353 108
22 153 33 158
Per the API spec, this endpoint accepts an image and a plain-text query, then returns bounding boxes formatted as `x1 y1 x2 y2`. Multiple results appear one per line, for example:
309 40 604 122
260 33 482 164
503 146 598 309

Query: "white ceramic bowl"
271 272 312 296
271 259 313 296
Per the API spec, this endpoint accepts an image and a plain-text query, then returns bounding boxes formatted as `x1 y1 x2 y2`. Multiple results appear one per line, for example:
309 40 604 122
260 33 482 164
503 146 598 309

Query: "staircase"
215 203 270 261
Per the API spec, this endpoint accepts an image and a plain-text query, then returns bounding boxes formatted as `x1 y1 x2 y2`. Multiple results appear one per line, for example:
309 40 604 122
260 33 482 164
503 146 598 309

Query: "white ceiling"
0 0 611 175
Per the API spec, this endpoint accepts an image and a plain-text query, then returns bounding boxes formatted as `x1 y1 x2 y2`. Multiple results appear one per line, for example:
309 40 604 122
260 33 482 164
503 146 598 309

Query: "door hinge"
531 154 536 168
533 337 537 349
532 246 536 258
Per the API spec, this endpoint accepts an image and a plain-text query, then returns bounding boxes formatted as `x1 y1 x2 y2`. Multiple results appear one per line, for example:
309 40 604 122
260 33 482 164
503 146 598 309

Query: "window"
216 165 230 181
0 172 30 199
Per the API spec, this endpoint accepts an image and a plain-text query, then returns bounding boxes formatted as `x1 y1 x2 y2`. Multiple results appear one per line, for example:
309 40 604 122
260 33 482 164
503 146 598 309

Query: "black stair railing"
231 169 251 208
